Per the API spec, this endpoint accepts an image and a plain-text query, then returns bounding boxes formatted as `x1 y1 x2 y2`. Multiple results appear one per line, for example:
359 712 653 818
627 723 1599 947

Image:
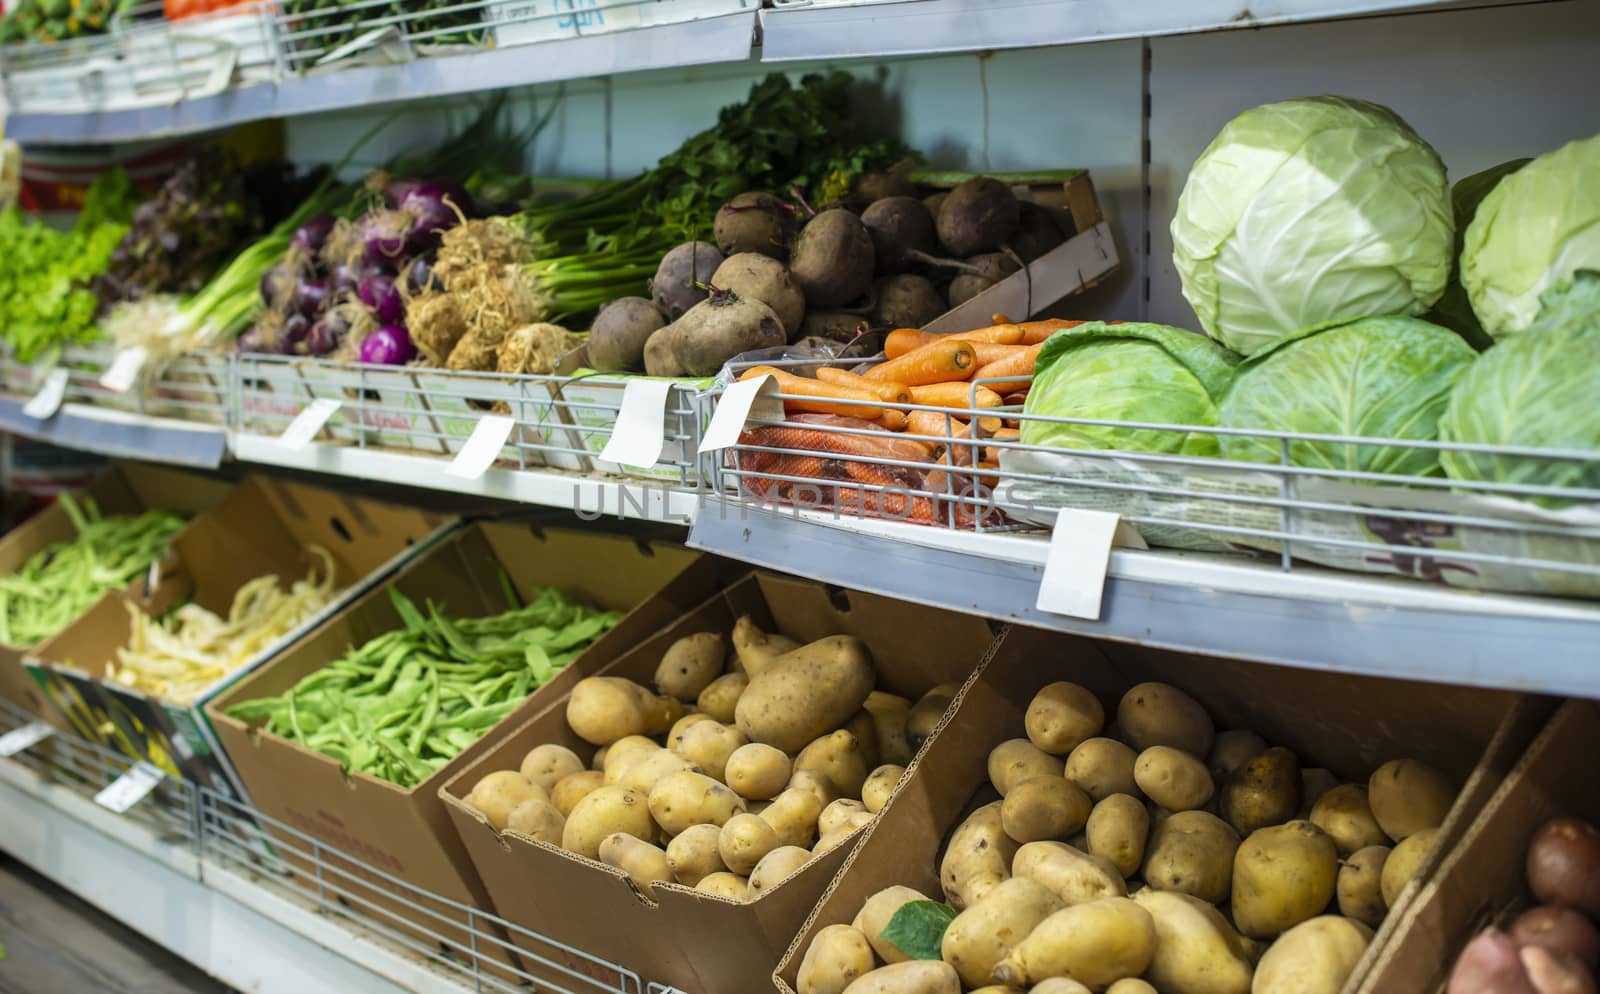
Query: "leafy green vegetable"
1425 159 1531 350
1462 132 1600 339
1171 95 1454 357
1218 315 1476 478
1440 271 1600 505
1021 322 1240 457
879 901 957 961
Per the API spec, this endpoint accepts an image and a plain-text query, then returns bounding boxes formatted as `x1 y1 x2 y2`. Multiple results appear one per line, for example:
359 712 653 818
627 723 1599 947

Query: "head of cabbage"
1020 322 1240 457
1461 132 1600 339
1218 315 1476 479
1171 95 1454 357
1441 271 1600 504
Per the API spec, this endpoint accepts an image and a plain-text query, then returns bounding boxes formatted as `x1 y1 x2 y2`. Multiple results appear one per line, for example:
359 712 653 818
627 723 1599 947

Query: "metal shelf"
687 504 1600 696
0 399 227 468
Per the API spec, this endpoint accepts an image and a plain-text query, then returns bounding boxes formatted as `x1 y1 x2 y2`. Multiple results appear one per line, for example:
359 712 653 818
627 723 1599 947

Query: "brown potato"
1001 775 1092 844
992 896 1156 990
562 786 653 860
730 615 800 676
863 691 915 767
1310 784 1389 855
748 845 811 896
550 770 605 818
763 787 825 848
1368 759 1455 842
1086 794 1149 878
861 764 906 814
1231 820 1339 939
465 771 546 831
519 745 585 793
725 743 792 801
1298 768 1340 818
1337 844 1390 927
1025 682 1104 756
1252 915 1373 994
665 823 726 886
598 832 672 892
1013 840 1128 907
667 712 715 750
854 885 932 965
907 684 960 747
600 735 660 782
505 797 565 844
694 871 749 901
1220 746 1301 835
940 876 1063 988
647 770 745 835
1134 746 1215 812
1117 682 1215 757
798 924 875 994
672 720 749 783
1207 729 1268 781
796 730 871 798
1142 810 1240 906
941 802 1016 910
736 636 876 754
820 799 870 838
839 962 959 994
1066 737 1140 801
655 631 726 701
697 672 749 724
719 812 783 876
1381 826 1439 907
988 739 1065 796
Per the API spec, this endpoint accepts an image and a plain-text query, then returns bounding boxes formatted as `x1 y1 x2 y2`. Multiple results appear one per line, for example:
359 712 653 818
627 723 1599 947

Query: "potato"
615 749 698 794
567 677 682 745
601 735 660 782
864 691 915 767
1380 826 1438 907
840 962 960 994
1337 845 1390 927
749 845 811 896
1252 915 1373 994
1133 888 1255 994
1117 682 1215 757
1511 906 1600 969
505 797 565 844
1368 759 1455 842
1298 768 1340 818
1030 982 1092 994
1001 776 1092 844
667 712 715 750
1086 794 1149 878
465 771 546 831
992 896 1156 989
765 786 826 847
550 770 605 818
790 769 841 807
908 684 960 747
1310 784 1389 856
1231 820 1339 939
799 924 876 994
1207 729 1268 781
862 765 906 814
1220 746 1301 835
821 799 871 837
672 720 749 783
731 615 801 676
648 770 745 835
736 636 876 754
1528 818 1600 917
1134 746 1215 812
519 745 584 793
941 802 1018 910
726 743 793 801
718 811 782 875
698 672 749 724
941 877 1064 988
1066 738 1140 802
598 832 673 892
1025 682 1104 756
1106 981 1157 994
797 730 871 798
854 885 932 964
1014 841 1128 907
989 739 1066 796
665 823 726 886
1143 810 1240 905
655 632 725 701
695 871 749 901
562 785 653 859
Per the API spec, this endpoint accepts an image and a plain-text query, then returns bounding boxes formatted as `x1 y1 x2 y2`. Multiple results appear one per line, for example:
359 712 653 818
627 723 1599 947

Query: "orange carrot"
864 338 977 385
815 367 910 403
738 365 887 420
971 342 1044 384
1015 319 1086 345
908 382 1003 410
991 313 1015 325
984 428 1021 464
905 409 969 439
884 328 925 359
876 409 909 432
968 342 1029 367
947 326 1026 345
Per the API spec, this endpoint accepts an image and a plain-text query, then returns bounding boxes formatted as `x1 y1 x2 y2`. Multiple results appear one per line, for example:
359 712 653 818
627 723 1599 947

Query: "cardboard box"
776 626 1550 994
1356 697 1595 994
439 571 1000 994
205 524 719 975
24 476 456 798
0 463 232 724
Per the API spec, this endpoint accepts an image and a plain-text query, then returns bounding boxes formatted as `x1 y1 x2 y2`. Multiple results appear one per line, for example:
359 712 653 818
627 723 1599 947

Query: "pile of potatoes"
797 680 1462 994
462 615 961 903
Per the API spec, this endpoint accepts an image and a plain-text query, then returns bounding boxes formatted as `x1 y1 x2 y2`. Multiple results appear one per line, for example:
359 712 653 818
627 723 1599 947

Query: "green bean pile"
0 495 186 648
226 585 619 787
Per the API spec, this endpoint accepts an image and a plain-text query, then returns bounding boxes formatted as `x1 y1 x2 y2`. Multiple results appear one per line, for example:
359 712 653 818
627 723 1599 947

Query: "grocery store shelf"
757 0 1552 61
688 504 1600 695
4 9 757 145
0 399 227 468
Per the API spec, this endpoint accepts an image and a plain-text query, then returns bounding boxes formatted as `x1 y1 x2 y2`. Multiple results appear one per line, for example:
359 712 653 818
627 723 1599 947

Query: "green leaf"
879 900 957 961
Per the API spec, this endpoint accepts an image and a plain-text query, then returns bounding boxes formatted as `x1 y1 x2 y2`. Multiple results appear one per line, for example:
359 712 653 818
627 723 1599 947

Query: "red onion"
359 324 416 365
290 215 336 254
357 272 404 324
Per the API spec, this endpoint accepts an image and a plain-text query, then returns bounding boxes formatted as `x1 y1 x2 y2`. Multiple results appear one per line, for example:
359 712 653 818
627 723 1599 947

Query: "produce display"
459 615 939 903
103 546 340 705
223 585 619 787
0 495 186 648
1447 815 1600 994
0 0 131 44
796 678 1461 994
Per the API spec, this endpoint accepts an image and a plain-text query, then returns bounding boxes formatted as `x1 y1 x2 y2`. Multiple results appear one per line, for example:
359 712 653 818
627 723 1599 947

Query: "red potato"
1522 945 1598 994
1448 929 1538 994
1528 819 1600 917
1513 907 1600 970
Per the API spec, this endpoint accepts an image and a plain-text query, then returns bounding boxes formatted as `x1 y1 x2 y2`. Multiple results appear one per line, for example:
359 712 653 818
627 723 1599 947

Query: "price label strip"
0 720 53 757
598 378 674 469
698 375 784 453
446 415 516 480
277 398 342 451
94 761 166 813
99 346 149 394
21 367 70 420
1035 509 1146 621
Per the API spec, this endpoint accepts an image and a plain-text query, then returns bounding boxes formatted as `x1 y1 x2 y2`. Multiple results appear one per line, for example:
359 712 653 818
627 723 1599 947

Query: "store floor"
0 855 233 994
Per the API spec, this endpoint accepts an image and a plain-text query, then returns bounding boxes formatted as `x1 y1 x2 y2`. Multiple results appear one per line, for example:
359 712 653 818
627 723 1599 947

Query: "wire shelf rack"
0 344 230 424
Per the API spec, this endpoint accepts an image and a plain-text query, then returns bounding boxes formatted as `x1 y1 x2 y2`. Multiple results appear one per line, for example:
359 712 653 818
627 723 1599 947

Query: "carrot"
908 382 1003 410
968 342 1028 367
991 313 1015 325
738 365 887 420
971 342 1044 384
905 409 969 439
876 409 908 432
883 328 925 359
947 326 1026 345
1015 319 1086 345
816 367 910 403
984 428 1021 464
864 338 977 386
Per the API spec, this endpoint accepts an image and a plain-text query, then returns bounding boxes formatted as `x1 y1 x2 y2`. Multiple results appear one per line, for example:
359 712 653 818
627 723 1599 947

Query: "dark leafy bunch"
281 0 483 68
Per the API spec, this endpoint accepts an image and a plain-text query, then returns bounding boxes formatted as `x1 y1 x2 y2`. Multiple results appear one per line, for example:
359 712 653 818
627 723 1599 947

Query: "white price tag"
21 368 69 419
598 379 674 469
99 346 148 393
94 761 165 813
0 720 53 757
1035 509 1122 621
698 375 785 453
445 414 516 480
277 398 342 450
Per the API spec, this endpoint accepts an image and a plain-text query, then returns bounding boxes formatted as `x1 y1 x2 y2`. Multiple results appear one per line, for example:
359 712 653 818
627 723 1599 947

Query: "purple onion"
359 324 416 365
281 313 311 354
259 264 295 306
406 254 435 294
382 176 427 210
290 215 336 254
305 318 343 357
400 183 468 248
357 272 404 324
328 262 362 296
292 277 329 318
360 210 411 266
236 327 270 353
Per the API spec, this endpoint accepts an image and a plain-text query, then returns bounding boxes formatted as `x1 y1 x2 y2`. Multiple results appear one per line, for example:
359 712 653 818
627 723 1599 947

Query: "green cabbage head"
1171 95 1454 357
1219 315 1476 478
1021 322 1240 457
1461 132 1600 338
1441 271 1600 504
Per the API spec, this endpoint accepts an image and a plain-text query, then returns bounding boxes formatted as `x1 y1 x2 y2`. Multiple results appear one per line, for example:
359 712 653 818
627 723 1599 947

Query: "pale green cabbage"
1171 95 1454 357
1461 132 1600 338
1219 316 1476 478
1021 322 1240 457
1425 158 1531 350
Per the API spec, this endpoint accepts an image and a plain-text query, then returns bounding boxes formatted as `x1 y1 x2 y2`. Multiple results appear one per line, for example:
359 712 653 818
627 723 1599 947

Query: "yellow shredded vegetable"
107 546 340 705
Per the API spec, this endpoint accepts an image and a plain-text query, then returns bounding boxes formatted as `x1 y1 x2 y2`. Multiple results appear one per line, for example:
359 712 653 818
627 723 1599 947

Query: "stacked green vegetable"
0 494 186 648
225 585 619 787
0 0 132 46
